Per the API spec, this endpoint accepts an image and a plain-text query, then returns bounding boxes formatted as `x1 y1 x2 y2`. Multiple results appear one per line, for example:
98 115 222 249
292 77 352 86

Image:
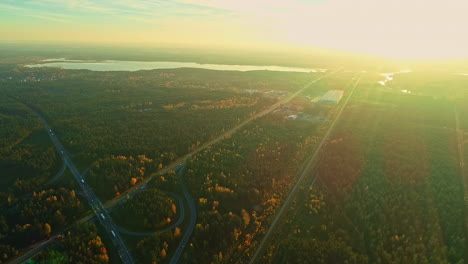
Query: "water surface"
27 59 327 73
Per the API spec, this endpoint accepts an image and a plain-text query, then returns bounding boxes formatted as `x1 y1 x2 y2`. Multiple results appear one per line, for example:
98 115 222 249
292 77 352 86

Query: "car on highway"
100 213 105 219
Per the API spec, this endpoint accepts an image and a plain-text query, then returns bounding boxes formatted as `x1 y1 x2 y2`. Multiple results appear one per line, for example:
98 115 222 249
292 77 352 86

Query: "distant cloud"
0 3 69 22
2 0 468 58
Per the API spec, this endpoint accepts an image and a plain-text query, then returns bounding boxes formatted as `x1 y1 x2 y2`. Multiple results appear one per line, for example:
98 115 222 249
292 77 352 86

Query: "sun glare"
1 0 467 59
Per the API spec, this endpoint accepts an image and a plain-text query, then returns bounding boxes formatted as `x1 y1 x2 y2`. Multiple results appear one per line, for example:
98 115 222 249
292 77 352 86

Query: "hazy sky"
1 0 467 59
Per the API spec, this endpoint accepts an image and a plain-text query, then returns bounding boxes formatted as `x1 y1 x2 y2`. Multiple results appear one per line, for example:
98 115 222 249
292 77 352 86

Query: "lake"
377 70 412 86
26 59 327 73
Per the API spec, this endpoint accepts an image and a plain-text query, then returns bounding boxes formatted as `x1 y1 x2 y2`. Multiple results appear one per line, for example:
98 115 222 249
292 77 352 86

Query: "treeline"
0 94 65 262
0 63 315 262
127 171 183 263
0 187 85 262
1 67 312 168
0 95 60 194
125 115 327 263
3 145 58 193
267 84 466 263
272 185 368 263
86 155 154 200
112 188 176 232
0 97 38 149
33 222 110 264
175 116 326 263
135 228 181 263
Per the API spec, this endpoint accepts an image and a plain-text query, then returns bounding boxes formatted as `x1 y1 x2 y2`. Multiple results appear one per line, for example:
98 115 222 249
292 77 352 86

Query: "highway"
9 69 341 263
249 75 361 264
11 236 59 264
10 211 96 264
455 108 467 197
170 163 197 264
39 117 135 264
101 68 343 211
454 108 468 256
45 162 66 185
158 191 186 234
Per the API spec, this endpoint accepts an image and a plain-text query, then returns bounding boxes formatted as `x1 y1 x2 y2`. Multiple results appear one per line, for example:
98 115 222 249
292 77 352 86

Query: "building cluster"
19 76 57 82
263 90 288 99
273 104 327 123
318 90 344 104
243 89 289 100
1 75 58 83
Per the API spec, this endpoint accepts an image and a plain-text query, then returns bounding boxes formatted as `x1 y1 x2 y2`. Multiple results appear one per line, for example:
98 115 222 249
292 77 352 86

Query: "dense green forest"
0 60 323 263
87 155 155 200
0 95 60 194
1 55 468 264
134 228 179 263
176 108 337 262
264 72 468 263
127 115 328 263
0 187 86 262
121 73 354 263
112 188 177 232
2 64 315 169
33 222 110 264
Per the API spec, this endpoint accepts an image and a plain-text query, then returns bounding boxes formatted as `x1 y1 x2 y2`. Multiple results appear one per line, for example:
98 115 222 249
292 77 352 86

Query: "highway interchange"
10 69 342 263
42 117 135 264
169 164 197 264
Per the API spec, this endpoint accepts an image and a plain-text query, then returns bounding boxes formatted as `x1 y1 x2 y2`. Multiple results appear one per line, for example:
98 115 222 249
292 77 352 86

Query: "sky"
1 0 467 59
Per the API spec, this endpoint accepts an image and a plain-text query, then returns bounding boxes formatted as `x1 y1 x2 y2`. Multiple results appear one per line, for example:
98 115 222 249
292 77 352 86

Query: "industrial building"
319 90 344 104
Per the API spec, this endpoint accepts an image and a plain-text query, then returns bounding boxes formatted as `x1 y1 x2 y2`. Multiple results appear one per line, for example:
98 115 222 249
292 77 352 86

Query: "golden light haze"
1 0 467 59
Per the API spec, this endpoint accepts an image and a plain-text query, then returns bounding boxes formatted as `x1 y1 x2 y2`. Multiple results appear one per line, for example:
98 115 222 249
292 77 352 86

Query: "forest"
1 55 467 264
263 72 468 263
0 187 86 263
111 188 177 232
0 95 60 194
32 222 111 264
0 61 325 263
2 63 316 171
125 115 327 263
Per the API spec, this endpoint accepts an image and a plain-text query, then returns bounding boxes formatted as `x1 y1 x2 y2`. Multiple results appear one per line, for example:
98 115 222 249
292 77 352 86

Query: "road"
455 108 467 199
102 68 342 212
170 163 197 264
249 75 361 264
45 162 67 185
454 107 468 259
18 111 135 264
158 191 186 234
11 236 59 264
9 69 340 263
166 69 342 263
10 211 95 264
